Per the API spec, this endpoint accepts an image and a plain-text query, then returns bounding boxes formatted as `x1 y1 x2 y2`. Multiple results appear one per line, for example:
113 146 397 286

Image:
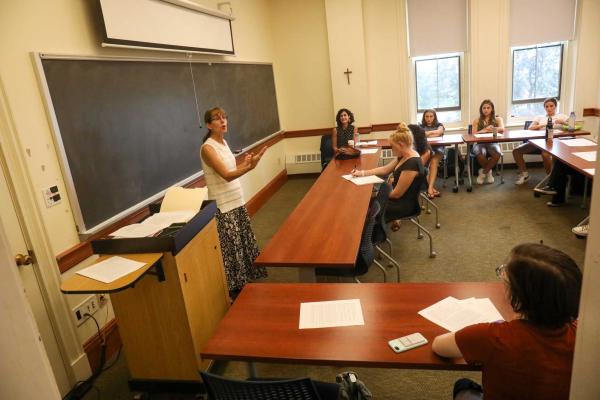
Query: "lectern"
61 201 229 394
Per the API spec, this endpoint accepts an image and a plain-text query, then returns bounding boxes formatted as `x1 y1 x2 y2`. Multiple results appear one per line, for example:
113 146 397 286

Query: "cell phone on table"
388 332 428 353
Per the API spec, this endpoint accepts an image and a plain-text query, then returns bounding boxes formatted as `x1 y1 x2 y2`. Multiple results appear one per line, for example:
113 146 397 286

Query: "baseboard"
246 169 288 217
83 318 121 374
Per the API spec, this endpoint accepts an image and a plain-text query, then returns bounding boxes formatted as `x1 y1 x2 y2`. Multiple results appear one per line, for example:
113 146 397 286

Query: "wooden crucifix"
343 68 352 85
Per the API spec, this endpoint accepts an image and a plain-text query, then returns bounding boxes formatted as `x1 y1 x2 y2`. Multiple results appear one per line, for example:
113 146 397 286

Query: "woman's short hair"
543 97 558 107
505 243 582 329
389 122 413 147
335 108 355 127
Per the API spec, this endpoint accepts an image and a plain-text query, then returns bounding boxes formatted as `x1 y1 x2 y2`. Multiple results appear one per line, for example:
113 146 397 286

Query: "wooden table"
462 129 590 191
201 282 516 372
255 150 381 282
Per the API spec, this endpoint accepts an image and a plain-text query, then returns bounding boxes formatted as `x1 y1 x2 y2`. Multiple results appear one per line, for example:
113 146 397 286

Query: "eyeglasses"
210 114 227 122
495 264 507 279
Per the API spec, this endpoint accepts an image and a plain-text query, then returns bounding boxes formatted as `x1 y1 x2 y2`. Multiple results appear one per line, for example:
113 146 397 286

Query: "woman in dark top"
352 122 425 231
331 108 358 155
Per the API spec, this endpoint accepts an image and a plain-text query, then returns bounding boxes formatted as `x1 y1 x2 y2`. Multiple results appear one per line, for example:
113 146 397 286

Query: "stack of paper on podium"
418 296 504 332
161 186 207 212
76 256 146 283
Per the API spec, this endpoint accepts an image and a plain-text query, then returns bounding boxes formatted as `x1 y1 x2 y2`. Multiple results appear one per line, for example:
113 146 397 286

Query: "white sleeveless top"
201 137 244 213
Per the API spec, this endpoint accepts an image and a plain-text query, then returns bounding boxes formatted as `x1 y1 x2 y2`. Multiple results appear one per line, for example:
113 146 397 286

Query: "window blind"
509 0 576 46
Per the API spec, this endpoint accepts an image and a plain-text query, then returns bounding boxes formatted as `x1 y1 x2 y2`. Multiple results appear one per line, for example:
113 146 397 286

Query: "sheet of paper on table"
342 174 384 186
299 299 364 329
76 256 147 283
360 148 379 154
474 133 503 138
358 140 378 146
573 151 597 162
418 296 504 332
583 168 595 176
560 138 597 147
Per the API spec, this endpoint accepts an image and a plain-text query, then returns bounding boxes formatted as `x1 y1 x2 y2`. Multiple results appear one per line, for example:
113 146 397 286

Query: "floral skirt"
215 206 267 291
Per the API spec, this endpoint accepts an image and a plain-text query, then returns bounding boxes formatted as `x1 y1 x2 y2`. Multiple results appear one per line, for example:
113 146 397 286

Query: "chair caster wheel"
534 192 541 198
430 252 437 258
436 223 441 229
467 187 473 193
452 187 458 193
426 209 432 214
417 234 424 239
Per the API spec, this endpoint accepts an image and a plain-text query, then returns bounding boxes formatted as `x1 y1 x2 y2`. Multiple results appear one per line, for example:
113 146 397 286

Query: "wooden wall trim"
57 132 285 274
583 108 600 117
284 128 331 138
83 318 121 373
371 123 399 132
245 170 288 217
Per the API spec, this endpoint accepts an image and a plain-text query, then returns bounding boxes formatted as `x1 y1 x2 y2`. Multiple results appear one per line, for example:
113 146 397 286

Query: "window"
511 43 563 117
415 54 461 123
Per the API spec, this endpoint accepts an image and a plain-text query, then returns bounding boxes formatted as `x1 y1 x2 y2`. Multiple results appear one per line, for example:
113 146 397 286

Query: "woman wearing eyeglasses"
200 107 268 300
432 243 582 400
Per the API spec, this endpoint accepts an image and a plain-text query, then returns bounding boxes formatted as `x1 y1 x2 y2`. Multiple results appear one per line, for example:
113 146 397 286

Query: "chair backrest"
523 120 533 130
320 134 334 170
201 371 322 400
355 201 380 274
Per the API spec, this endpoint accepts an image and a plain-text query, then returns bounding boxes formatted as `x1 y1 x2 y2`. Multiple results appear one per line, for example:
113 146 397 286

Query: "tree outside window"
415 55 461 123
511 43 563 117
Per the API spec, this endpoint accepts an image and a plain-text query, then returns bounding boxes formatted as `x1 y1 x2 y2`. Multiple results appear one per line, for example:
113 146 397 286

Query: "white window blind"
99 0 234 55
509 0 576 46
407 0 467 57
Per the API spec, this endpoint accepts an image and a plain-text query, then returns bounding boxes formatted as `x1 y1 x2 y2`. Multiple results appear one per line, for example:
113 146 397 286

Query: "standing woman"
331 108 358 155
200 107 268 299
420 109 445 198
472 99 504 185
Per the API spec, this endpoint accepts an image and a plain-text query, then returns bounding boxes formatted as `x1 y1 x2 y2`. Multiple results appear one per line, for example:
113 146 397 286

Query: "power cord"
63 313 106 400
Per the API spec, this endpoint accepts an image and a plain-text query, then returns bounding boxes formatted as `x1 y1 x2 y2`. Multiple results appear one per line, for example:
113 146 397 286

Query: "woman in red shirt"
432 243 582 400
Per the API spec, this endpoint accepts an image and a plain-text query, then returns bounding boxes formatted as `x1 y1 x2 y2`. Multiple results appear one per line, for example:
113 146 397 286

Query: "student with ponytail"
200 107 267 300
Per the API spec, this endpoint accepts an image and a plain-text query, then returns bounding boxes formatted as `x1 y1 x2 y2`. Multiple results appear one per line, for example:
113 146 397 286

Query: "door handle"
15 253 33 266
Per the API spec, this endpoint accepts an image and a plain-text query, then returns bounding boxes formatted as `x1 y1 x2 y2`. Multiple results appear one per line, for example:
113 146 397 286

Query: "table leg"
581 178 589 209
453 144 459 193
466 143 473 192
247 362 257 379
299 268 316 283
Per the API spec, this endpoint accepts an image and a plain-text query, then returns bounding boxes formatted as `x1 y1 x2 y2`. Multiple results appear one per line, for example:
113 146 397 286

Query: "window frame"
510 42 564 106
414 54 462 113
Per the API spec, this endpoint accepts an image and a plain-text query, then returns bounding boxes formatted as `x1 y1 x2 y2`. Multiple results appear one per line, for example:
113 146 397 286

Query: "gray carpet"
83 167 588 399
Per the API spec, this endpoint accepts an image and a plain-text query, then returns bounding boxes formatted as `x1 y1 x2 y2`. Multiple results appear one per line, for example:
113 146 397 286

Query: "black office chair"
372 181 401 282
523 120 533 130
200 371 338 400
316 201 387 283
379 179 436 259
320 134 334 171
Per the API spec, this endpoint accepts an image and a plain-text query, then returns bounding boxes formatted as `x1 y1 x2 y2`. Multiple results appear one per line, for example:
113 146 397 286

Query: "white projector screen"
99 0 234 55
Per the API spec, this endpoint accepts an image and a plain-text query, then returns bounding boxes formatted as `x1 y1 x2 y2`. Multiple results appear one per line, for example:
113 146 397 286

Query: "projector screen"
99 0 235 55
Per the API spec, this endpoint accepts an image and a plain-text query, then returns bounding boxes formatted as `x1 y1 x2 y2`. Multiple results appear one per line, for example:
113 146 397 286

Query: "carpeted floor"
83 167 588 399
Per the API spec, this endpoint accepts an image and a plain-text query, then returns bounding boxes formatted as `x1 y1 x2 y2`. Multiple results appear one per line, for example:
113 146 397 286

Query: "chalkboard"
41 57 280 233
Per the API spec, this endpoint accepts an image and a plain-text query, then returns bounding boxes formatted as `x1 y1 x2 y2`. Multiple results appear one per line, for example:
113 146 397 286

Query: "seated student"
331 108 358 155
420 109 445 198
513 97 567 185
432 243 582 400
352 122 425 231
472 99 505 184
535 159 585 207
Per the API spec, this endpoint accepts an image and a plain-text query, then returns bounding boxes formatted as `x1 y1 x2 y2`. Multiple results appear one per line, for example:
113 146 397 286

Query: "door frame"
0 77 91 386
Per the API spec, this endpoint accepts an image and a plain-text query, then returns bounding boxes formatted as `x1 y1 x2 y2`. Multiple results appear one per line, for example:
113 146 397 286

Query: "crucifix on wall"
344 68 352 85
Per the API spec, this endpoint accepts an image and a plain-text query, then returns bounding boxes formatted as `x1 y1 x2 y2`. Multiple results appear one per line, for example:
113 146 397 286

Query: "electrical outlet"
42 185 61 208
72 295 100 326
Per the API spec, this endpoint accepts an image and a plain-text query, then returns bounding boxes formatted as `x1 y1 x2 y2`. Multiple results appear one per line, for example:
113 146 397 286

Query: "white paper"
109 223 165 238
418 296 504 332
584 168 595 176
427 137 444 142
560 138 596 147
573 151 597 162
143 210 195 225
357 140 378 146
160 186 207 212
474 133 503 138
360 148 379 154
444 134 464 142
110 210 196 238
76 256 146 284
299 299 364 329
342 174 384 186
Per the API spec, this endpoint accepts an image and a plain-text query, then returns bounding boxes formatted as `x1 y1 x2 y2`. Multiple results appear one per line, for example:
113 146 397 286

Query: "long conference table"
254 150 382 282
201 282 517 372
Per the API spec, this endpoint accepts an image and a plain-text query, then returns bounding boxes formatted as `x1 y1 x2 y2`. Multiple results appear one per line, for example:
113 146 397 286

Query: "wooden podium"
61 201 230 393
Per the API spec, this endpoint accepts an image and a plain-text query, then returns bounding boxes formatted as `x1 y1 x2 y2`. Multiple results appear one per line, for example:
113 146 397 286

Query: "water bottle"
468 124 473 135
568 112 576 131
547 117 554 139
353 130 360 147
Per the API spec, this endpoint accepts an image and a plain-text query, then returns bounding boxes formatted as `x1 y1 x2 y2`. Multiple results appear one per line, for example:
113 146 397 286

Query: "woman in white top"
200 107 267 299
